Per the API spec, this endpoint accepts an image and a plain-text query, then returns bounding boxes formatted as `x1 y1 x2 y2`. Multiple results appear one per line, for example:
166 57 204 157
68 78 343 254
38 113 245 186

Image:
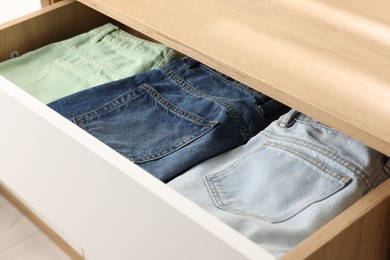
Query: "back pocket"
73 84 217 163
204 142 352 223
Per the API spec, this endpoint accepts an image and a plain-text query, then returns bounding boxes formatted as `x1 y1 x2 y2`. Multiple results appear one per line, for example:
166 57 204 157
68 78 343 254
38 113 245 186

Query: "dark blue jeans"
49 57 289 182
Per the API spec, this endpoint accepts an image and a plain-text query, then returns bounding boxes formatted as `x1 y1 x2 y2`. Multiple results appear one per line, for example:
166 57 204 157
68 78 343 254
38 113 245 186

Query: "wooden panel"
0 0 115 62
79 0 390 157
283 178 390 260
41 0 63 7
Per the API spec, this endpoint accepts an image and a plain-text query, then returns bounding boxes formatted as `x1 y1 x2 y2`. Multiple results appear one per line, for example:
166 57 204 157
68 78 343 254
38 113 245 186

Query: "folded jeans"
48 57 290 182
168 109 390 257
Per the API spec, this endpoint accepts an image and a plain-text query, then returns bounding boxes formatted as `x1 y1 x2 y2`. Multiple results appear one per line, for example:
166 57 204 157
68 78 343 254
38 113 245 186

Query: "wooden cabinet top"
81 0 390 156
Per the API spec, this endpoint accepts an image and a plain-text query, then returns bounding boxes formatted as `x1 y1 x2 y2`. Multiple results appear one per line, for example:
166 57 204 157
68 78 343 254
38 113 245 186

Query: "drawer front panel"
1 1 389 259
0 74 274 259
0 2 272 259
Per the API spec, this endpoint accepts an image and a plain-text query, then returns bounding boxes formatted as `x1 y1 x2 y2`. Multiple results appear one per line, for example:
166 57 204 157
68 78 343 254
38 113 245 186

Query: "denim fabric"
168 109 390 257
48 57 289 182
0 23 178 104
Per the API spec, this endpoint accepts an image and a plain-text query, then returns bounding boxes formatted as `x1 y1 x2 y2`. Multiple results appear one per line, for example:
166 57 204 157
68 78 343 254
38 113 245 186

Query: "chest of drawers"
1 1 389 259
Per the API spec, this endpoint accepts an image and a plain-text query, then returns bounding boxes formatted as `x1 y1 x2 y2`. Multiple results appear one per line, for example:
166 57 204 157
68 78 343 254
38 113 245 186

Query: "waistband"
278 109 327 128
163 57 286 113
158 57 287 141
271 109 390 191
65 23 177 63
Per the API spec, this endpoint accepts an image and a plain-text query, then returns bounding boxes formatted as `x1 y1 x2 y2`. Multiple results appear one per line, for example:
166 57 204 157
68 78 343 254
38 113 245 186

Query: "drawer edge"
0 76 275 259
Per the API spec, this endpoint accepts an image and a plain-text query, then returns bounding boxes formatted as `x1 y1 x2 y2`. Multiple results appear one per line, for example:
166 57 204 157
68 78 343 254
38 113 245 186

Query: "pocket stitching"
162 66 253 141
132 84 218 162
73 84 218 163
262 130 371 190
54 58 113 83
197 63 267 102
267 142 352 184
135 124 216 163
140 84 217 127
73 87 145 124
73 117 87 130
60 41 125 79
206 175 345 222
18 65 51 87
205 142 352 222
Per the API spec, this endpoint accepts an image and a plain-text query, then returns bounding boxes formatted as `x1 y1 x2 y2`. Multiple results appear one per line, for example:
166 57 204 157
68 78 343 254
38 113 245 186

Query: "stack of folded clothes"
1 23 388 258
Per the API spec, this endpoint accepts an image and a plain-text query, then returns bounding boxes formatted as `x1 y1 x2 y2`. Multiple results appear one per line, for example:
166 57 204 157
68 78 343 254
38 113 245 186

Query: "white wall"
0 0 41 24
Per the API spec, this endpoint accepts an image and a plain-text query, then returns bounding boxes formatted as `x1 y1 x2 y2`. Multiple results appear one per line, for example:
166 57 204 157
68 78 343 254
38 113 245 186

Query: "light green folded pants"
0 23 178 104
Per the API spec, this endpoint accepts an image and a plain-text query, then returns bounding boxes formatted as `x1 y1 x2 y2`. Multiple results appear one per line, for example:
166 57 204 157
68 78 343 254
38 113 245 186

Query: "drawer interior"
0 1 389 259
284 178 390 260
0 0 155 63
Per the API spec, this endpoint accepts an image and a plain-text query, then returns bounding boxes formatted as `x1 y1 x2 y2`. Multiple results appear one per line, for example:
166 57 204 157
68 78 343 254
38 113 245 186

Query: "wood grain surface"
41 0 63 8
78 0 390 158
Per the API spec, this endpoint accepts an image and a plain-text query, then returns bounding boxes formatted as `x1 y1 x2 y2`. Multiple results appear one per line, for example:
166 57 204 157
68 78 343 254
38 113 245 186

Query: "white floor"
0 194 71 260
1 3 71 259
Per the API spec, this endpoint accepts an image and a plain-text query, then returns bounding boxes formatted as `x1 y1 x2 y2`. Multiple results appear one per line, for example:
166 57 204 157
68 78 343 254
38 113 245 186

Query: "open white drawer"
0 74 274 259
0 1 389 259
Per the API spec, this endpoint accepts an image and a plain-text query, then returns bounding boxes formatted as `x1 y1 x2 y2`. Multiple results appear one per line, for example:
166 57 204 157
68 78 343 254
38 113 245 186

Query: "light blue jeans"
168 109 390 257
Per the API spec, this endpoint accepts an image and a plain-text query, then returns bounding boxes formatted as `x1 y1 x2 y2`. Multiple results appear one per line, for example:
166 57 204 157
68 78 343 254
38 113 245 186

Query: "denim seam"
73 84 220 126
90 24 118 42
53 58 112 83
153 48 177 69
140 84 218 126
60 41 125 79
73 88 145 123
73 117 86 130
294 118 341 133
101 30 169 55
207 143 269 179
197 63 266 102
129 84 218 161
18 65 51 87
369 163 390 189
73 85 217 163
132 124 215 163
161 66 253 141
206 177 345 223
262 130 372 191
205 142 350 222
20 57 113 87
100 36 165 65
206 142 351 184
262 130 371 189
267 142 352 184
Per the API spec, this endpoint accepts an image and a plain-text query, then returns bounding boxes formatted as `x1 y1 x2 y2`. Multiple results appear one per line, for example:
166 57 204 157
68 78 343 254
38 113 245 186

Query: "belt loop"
183 57 199 68
91 23 119 43
258 99 286 114
384 157 390 176
279 109 298 128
